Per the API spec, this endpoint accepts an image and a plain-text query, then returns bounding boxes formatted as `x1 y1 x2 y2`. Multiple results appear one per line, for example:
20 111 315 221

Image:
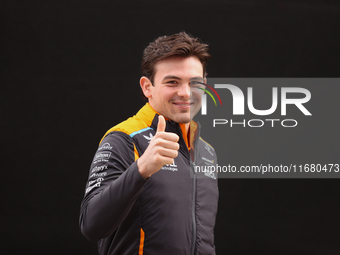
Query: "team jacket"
80 103 219 255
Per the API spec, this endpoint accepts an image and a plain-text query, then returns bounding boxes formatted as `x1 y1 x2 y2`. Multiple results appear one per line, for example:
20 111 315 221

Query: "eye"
190 81 199 87
166 80 178 85
190 81 205 89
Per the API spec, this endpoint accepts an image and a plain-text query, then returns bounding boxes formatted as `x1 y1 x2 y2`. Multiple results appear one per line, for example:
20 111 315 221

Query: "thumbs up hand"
156 114 166 133
137 115 180 179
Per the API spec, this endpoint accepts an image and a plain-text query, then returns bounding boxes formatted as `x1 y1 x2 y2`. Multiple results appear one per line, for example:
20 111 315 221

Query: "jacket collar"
135 103 158 128
141 103 199 150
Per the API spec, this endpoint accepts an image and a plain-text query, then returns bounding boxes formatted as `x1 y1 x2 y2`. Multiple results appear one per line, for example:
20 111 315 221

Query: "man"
80 32 219 255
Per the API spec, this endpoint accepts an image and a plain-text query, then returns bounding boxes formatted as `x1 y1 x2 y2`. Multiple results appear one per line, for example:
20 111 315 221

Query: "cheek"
192 90 203 101
161 89 176 101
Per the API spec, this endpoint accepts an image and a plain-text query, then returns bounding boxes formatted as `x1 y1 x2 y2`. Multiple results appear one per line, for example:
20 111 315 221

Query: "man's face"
145 56 204 124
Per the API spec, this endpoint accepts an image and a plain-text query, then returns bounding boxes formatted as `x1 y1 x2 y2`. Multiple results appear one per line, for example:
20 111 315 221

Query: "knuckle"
155 154 162 162
153 138 163 146
154 132 162 139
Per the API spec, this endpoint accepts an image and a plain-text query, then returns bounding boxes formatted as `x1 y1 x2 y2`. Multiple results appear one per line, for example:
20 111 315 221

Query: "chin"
173 115 191 124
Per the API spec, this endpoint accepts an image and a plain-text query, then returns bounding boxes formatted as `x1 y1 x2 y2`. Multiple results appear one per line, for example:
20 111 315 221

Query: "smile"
173 102 193 108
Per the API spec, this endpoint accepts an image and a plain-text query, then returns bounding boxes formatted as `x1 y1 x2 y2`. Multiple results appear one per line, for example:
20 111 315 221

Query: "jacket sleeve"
79 131 147 242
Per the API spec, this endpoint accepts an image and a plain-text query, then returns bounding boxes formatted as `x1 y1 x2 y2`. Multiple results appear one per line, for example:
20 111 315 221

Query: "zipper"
174 121 200 255
190 160 197 255
190 122 201 255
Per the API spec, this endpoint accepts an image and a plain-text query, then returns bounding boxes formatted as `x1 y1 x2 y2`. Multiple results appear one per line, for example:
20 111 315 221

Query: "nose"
177 83 191 99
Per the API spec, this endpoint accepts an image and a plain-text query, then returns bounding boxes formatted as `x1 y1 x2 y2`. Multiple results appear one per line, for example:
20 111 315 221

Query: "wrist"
137 159 151 180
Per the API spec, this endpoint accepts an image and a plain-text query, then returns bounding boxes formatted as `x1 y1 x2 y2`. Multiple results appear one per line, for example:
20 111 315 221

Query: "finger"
157 139 180 150
159 148 178 159
157 156 175 167
156 115 166 133
156 132 180 143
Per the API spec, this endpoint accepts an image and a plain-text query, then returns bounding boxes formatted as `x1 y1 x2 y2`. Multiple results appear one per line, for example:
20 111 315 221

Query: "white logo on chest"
161 160 178 171
143 133 154 143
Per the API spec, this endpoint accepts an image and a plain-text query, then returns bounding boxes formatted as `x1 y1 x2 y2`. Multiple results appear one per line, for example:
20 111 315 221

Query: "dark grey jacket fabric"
80 104 219 255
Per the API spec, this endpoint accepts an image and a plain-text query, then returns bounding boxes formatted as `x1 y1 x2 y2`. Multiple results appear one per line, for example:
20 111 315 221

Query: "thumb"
156 115 166 133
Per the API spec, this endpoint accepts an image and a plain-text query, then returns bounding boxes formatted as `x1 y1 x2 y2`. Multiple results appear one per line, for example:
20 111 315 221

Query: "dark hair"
141 32 211 99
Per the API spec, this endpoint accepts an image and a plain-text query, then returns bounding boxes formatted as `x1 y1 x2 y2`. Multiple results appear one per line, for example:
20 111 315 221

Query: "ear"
140 76 153 99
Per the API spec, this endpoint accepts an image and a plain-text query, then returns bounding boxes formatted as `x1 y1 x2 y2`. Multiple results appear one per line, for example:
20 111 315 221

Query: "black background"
2 0 340 254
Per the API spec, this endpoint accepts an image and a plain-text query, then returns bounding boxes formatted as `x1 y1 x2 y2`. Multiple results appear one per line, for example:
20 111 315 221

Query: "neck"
185 123 190 134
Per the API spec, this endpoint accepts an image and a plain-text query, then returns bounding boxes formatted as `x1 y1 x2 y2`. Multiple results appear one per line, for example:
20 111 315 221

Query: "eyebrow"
190 77 204 81
162 75 182 81
162 75 203 81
